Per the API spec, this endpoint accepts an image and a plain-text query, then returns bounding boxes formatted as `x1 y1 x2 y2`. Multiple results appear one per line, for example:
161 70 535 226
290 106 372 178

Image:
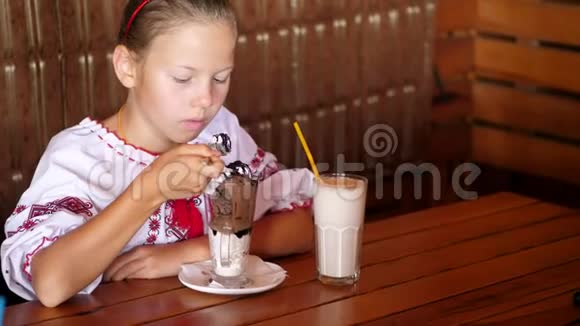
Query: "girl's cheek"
214 85 229 102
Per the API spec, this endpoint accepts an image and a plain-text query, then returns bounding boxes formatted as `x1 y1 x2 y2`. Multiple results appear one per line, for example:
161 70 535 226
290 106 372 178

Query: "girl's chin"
170 130 203 144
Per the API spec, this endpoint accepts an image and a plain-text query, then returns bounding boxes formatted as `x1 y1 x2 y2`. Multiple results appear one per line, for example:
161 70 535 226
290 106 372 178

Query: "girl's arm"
103 207 313 282
251 208 314 258
31 145 223 307
31 189 159 307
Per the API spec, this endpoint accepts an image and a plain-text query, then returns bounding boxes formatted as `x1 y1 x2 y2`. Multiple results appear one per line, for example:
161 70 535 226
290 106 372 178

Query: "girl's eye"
213 76 229 84
173 77 191 84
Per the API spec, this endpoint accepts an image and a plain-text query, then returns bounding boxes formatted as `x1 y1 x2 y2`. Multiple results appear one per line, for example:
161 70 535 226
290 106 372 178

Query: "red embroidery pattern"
11 205 28 216
22 236 59 281
250 148 266 170
146 233 157 244
165 197 204 240
145 208 162 245
97 135 149 167
249 148 281 180
6 197 94 238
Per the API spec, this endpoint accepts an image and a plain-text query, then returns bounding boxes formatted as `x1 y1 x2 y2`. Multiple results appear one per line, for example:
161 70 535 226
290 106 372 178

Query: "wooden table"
5 192 580 325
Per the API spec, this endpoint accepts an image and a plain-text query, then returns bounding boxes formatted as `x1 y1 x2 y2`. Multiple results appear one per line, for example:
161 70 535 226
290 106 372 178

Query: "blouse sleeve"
223 114 315 220
1 138 101 301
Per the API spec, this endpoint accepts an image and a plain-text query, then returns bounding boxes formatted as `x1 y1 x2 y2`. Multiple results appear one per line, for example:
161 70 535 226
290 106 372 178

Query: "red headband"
124 0 152 40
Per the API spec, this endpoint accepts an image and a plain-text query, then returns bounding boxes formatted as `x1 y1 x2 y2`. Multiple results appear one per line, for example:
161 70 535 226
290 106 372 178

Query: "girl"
1 0 314 307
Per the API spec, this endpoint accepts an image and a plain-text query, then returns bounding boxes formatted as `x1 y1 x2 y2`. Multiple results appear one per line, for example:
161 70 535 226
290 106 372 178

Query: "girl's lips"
181 119 205 130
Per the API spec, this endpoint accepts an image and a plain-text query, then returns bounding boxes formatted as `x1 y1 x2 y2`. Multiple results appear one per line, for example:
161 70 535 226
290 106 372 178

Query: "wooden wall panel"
225 35 250 120
271 116 296 170
436 38 473 81
435 0 475 102
406 0 429 84
0 62 9 171
267 29 294 113
305 22 335 107
478 0 580 46
231 0 265 33
86 0 125 50
472 127 580 185
310 108 332 169
347 99 364 165
59 0 91 124
470 0 580 185
264 0 292 28
333 16 363 100
61 55 91 123
400 86 422 162
303 0 334 21
329 103 349 170
289 26 308 111
34 1 64 144
85 0 127 119
436 0 477 34
361 95 384 168
397 1 418 84
59 0 85 53
0 0 41 223
226 32 271 121
252 32 272 117
381 7 402 89
0 0 31 58
3 4 37 170
362 12 385 92
474 83 580 142
332 0 364 17
475 38 580 93
34 0 61 55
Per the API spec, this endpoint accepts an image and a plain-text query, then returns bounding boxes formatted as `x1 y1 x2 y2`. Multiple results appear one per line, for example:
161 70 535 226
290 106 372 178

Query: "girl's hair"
118 0 237 55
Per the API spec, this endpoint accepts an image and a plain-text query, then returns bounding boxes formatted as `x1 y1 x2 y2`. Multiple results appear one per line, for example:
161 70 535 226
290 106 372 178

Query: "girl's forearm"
31 187 162 307
250 208 314 259
173 235 211 264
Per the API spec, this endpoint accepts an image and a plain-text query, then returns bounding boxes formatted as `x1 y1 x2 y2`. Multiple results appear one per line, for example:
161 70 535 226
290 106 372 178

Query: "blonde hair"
118 0 237 55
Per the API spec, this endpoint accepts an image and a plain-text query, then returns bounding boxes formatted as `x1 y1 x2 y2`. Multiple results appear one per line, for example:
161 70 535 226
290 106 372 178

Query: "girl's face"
133 21 236 144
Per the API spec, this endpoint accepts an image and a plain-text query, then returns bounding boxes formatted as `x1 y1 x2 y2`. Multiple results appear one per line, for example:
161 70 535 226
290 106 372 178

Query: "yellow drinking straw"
293 121 321 181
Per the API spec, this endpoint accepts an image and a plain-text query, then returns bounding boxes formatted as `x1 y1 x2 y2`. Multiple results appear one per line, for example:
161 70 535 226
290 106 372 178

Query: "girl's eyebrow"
177 65 197 72
177 65 234 73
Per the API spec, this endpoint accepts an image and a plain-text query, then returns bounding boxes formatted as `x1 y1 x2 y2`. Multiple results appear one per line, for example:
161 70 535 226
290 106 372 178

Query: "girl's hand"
103 244 182 281
134 144 225 205
103 237 210 281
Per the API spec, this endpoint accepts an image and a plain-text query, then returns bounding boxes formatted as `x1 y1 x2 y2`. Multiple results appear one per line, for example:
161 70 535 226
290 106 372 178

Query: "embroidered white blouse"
1 107 315 301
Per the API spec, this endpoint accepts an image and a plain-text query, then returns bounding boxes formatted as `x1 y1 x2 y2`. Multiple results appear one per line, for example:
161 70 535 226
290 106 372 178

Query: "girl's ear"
113 45 139 88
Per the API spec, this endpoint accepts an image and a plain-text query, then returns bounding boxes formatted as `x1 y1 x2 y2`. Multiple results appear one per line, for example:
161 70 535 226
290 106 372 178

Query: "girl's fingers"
200 158 225 179
104 247 145 281
199 160 224 179
110 259 146 281
176 144 221 157
181 155 224 179
154 150 225 198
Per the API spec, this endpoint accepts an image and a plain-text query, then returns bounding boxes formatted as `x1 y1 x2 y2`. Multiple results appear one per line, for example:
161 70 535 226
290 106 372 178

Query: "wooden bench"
436 0 580 185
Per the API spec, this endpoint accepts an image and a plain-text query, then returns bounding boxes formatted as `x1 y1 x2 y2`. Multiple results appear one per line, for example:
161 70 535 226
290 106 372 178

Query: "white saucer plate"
179 259 287 295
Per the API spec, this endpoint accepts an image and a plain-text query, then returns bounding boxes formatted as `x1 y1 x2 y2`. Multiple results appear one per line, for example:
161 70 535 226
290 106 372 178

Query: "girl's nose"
194 82 213 109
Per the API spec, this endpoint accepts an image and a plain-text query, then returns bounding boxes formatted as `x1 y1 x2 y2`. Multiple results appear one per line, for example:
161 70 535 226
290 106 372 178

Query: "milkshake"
208 223 252 278
313 174 368 285
207 173 257 288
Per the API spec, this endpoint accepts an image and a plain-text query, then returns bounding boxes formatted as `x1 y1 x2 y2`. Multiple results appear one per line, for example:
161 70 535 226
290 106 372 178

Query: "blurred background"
0 0 579 231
